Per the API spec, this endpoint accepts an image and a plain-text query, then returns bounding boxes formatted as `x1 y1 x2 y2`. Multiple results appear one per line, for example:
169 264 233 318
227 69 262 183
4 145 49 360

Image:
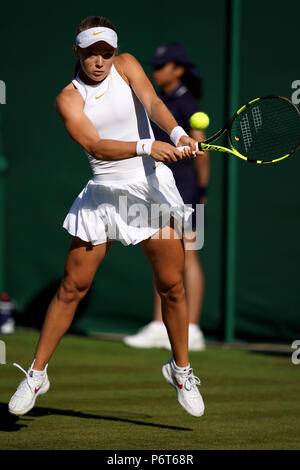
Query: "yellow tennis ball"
189 112 210 130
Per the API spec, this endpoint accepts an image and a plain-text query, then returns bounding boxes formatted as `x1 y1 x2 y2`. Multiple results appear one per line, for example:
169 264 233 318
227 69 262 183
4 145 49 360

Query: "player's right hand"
151 141 193 163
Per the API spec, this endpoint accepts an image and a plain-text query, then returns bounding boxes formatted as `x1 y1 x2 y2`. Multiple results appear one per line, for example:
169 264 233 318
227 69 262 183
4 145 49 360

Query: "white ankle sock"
31 368 46 377
171 358 190 373
29 359 47 376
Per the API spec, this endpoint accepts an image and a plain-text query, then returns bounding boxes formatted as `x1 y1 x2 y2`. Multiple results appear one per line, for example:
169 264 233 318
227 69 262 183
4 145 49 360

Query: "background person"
124 43 210 351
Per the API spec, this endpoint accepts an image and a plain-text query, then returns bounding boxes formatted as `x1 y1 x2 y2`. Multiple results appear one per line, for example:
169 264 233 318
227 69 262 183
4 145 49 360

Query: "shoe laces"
13 363 46 395
182 369 201 391
13 362 29 377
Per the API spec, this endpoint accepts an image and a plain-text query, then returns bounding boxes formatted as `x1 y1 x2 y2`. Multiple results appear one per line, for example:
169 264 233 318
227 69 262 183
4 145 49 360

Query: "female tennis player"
124 43 209 351
8 16 205 418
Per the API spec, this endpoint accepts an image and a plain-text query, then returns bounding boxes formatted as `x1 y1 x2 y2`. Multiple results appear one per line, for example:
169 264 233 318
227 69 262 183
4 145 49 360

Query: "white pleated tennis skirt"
63 163 193 246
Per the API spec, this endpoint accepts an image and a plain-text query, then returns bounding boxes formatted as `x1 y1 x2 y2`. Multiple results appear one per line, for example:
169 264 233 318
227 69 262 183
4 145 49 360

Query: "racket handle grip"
177 142 201 154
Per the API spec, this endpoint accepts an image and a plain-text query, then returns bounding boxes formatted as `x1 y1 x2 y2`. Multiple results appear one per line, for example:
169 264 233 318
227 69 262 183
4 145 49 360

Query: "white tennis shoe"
123 321 170 348
8 362 50 416
162 359 204 417
164 324 206 352
124 322 206 351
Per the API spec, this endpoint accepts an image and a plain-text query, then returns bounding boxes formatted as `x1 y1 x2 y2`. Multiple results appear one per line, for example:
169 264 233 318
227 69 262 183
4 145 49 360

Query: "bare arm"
190 129 210 189
120 53 178 134
120 54 202 157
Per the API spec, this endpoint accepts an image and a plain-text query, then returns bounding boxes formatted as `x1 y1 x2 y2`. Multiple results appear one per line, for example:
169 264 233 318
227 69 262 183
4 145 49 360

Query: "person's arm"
190 129 210 200
55 84 188 164
119 54 178 134
120 53 203 155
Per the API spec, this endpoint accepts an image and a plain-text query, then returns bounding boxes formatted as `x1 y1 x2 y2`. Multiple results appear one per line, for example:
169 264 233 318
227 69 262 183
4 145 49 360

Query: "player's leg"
150 245 204 323
182 232 206 351
150 241 206 350
140 222 204 417
33 236 113 370
151 245 206 351
125 230 206 350
8 236 113 416
184 249 204 322
140 222 189 367
122 280 168 349
152 283 163 321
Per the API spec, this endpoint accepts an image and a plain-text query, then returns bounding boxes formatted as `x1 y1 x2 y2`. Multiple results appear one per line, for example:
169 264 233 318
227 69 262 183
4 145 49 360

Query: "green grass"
0 329 300 450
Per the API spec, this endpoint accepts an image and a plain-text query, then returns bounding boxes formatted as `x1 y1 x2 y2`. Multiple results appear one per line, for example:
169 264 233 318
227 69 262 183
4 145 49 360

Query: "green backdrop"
0 0 299 342
235 0 300 341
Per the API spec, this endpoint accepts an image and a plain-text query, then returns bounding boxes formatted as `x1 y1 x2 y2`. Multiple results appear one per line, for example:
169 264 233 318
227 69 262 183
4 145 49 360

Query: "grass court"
0 329 299 450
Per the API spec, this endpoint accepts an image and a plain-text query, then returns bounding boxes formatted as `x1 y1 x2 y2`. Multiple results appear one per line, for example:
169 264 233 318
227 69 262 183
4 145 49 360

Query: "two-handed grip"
177 142 201 154
153 143 202 170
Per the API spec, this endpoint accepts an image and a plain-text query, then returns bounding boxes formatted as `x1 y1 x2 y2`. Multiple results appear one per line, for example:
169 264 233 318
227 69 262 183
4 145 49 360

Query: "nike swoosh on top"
93 31 105 36
34 386 41 394
95 93 105 100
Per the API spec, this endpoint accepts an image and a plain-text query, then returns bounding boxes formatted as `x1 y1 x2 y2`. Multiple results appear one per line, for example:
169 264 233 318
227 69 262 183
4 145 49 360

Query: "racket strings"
230 98 300 162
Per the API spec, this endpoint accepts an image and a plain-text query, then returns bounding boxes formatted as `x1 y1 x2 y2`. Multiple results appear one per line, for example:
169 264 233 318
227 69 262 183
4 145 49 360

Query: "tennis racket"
177 95 300 164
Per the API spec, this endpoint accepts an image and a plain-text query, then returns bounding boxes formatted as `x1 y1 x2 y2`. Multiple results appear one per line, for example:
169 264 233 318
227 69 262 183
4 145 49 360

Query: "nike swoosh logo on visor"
93 31 105 36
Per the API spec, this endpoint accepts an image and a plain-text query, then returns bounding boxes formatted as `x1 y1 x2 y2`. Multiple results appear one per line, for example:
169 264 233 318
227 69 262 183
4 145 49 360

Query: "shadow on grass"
0 403 28 432
0 403 192 432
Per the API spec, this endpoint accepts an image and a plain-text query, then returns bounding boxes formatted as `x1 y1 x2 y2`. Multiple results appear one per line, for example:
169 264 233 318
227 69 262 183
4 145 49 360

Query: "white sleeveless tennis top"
72 64 156 178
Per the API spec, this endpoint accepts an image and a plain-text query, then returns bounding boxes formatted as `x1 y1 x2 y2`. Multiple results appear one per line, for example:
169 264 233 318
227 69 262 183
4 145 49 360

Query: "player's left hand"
177 136 204 158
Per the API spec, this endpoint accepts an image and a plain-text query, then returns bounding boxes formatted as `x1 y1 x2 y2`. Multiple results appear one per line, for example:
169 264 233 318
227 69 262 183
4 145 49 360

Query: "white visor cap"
76 27 118 49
